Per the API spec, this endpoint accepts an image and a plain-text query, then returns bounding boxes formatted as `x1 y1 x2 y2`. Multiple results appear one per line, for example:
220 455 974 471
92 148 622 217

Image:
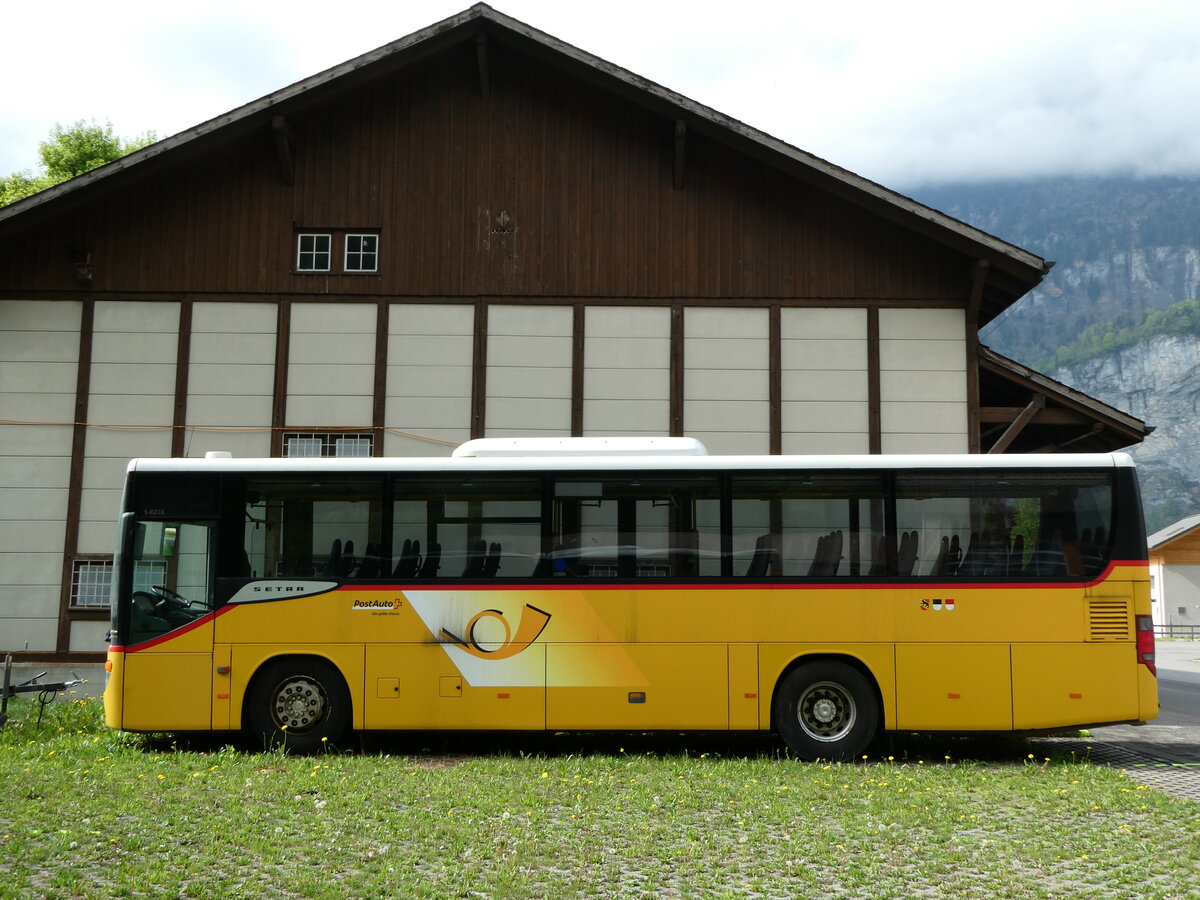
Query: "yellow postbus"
104 437 1157 758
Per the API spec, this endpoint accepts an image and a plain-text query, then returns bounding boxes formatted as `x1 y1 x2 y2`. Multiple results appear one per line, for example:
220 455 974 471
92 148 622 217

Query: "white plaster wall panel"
83 457 136 493
287 395 373 427
189 332 275 365
584 307 669 436
780 308 869 451
582 401 669 435
1 425 74 457
0 361 80 394
0 298 82 348
0 489 69 521
77 521 122 556
487 366 572 399
385 433 457 458
188 364 276 396
0 456 70 488
86 395 177 430
585 368 670 399
491 304 573 337
78 488 125 529
684 308 769 455
70 619 111 652
486 306 572 436
0 297 76 596
487 335 574 368
882 432 970 454
879 308 967 454
89 363 176 396
880 371 968 402
880 403 967 434
686 369 769 402
185 395 274 427
781 401 871 434
287 303 375 427
879 340 966 372
879 307 965 340
390 334 475 367
0 392 77 422
81 302 180 556
387 305 474 451
486 397 572 433
782 431 872 455
391 366 471 400
182 431 271 460
4 618 56 649
388 397 474 430
782 370 870 403
5 555 62 586
0 521 69 553
1 562 63 605
185 303 276 458
684 400 770 434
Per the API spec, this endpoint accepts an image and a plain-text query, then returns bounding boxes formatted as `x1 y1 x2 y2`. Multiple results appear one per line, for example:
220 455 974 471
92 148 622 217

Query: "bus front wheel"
246 658 351 753
774 661 879 761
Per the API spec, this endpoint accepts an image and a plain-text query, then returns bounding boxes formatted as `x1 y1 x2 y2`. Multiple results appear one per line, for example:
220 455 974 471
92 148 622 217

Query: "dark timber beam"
171 299 193 457
271 116 295 187
867 307 881 453
988 393 1045 454
967 259 989 326
979 407 1092 425
1033 423 1103 453
56 300 95 652
674 120 686 190
966 259 988 453
476 33 490 99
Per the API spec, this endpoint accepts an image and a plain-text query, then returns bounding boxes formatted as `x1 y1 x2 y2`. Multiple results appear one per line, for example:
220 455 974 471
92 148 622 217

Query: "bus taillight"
1136 615 1156 676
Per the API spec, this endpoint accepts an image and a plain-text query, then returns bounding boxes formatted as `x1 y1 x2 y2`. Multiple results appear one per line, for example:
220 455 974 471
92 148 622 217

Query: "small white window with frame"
344 234 379 273
296 233 332 272
283 431 374 458
71 557 114 608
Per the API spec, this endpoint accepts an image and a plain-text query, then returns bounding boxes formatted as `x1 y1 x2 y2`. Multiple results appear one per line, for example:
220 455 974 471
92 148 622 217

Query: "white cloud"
3 0 1200 187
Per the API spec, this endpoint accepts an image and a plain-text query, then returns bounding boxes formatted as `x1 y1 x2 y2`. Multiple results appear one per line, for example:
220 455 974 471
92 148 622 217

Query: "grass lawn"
1 695 1197 899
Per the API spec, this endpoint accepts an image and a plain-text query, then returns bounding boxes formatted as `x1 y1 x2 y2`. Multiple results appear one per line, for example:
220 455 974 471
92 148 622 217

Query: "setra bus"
103 437 1157 759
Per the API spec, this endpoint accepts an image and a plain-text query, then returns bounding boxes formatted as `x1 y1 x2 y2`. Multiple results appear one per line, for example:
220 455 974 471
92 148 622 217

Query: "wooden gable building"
0 4 1148 659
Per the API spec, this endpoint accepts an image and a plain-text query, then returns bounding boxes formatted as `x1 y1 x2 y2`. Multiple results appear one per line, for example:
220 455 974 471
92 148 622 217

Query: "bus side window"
391 477 541 579
550 476 721 579
242 477 380 580
730 472 885 578
895 470 1116 580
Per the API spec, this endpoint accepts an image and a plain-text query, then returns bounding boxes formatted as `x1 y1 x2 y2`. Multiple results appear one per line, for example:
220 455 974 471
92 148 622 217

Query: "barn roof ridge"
0 1 1049 292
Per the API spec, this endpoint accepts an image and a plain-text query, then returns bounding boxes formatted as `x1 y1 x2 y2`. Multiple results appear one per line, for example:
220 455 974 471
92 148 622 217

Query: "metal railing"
1154 624 1200 639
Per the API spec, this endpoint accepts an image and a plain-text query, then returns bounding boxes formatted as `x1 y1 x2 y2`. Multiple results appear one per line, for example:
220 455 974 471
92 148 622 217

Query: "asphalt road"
1156 665 1200 725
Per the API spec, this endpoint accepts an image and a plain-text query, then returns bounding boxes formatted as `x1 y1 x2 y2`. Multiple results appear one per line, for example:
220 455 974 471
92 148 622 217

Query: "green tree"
0 119 157 207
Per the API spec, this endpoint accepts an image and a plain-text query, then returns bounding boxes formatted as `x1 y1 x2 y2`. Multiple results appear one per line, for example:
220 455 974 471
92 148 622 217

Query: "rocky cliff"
1052 333 1200 533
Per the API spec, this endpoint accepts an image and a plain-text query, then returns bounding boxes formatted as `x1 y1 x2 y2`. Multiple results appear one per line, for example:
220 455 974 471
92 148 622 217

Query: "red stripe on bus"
124 604 236 653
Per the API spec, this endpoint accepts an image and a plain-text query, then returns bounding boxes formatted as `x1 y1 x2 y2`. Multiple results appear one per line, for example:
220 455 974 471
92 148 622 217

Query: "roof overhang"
978 346 1150 453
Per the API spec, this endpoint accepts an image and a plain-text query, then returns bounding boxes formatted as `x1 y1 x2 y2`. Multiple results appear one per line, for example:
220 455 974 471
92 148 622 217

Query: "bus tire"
773 660 879 761
245 658 352 754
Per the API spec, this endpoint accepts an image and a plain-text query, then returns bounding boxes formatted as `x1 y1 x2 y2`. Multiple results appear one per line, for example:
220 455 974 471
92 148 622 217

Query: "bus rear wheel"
246 658 351 754
774 661 879 761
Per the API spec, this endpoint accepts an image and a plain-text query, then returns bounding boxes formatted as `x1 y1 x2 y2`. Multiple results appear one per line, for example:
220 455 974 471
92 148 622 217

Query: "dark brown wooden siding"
0 43 968 301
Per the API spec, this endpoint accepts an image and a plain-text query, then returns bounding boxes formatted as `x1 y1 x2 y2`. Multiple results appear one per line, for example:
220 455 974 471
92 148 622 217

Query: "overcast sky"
3 0 1198 190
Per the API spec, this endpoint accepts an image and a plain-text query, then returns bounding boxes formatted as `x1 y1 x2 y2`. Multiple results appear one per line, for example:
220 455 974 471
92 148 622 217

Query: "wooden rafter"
987 393 1045 454
476 32 490 98
271 116 295 187
673 119 686 190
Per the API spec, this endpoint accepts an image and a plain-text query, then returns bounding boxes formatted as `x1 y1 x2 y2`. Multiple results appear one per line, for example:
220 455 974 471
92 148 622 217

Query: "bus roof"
127 445 1136 475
